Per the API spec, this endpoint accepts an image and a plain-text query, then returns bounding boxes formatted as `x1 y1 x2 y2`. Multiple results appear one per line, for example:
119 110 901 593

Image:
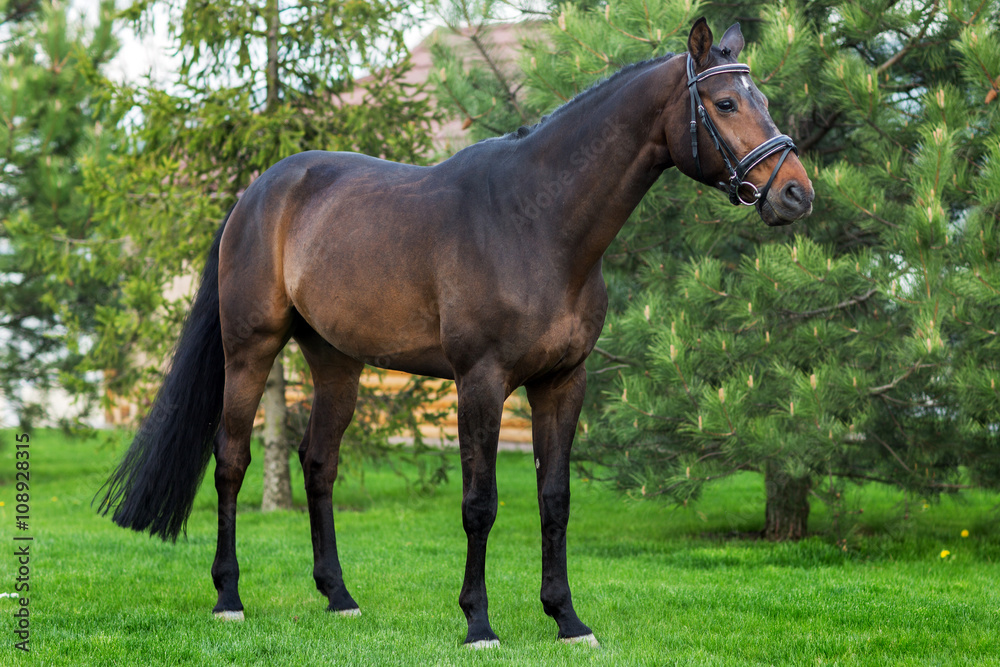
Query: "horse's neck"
504 58 680 277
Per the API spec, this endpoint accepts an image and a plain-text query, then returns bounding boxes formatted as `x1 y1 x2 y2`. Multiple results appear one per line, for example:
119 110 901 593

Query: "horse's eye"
716 100 737 113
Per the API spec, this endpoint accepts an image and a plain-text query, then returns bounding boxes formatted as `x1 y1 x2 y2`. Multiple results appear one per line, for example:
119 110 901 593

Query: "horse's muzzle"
759 179 814 226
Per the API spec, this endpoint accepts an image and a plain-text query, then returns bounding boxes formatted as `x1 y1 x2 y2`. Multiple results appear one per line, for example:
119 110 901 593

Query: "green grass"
1 429 998 665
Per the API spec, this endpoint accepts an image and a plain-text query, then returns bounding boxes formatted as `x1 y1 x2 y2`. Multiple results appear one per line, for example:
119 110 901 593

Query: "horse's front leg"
525 365 597 646
454 364 506 647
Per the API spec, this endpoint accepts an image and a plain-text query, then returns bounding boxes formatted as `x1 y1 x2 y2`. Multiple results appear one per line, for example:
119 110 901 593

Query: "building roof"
340 21 540 153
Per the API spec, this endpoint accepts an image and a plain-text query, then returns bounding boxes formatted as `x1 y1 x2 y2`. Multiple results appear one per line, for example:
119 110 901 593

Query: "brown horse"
99 18 813 647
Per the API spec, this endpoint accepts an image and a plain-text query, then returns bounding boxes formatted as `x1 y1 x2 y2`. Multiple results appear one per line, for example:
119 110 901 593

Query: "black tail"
97 210 232 541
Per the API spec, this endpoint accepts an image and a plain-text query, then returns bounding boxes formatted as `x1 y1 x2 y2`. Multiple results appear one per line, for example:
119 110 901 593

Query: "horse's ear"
719 23 744 59
687 17 714 69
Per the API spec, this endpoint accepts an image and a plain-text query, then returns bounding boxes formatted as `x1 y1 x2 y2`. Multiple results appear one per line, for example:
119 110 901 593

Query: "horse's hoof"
466 639 500 649
213 610 245 622
335 607 361 617
561 633 600 648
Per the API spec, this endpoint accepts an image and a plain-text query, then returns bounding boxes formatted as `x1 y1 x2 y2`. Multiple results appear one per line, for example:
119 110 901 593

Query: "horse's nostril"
782 182 804 206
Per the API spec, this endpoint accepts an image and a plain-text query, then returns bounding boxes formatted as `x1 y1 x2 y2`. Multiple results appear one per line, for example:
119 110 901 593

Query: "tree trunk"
258 0 292 513
265 0 279 112
261 352 293 511
764 464 810 541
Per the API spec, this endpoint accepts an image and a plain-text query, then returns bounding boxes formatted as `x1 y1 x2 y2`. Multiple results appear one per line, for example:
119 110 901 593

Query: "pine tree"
433 0 1000 540
946 17 1000 489
0 0 118 428
581 0 1000 540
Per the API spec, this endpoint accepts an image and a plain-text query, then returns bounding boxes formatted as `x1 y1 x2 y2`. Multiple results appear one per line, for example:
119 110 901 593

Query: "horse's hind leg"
294 329 364 613
213 314 292 619
524 365 597 646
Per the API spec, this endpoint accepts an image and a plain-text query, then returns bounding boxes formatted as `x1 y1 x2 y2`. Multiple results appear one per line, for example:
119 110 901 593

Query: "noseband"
686 54 797 207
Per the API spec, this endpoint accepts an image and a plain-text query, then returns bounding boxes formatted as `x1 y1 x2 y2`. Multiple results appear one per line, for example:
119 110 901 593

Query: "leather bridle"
686 53 798 207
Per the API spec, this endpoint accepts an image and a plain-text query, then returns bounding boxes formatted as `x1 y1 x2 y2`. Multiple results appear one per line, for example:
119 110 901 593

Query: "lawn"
1 428 998 665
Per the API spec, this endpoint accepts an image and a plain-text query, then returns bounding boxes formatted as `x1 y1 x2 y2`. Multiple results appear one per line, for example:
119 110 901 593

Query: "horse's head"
667 18 814 226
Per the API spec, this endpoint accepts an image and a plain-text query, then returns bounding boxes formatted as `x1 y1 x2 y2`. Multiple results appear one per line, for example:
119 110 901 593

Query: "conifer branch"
797 110 842 153
868 363 939 395
662 465 756 490
436 79 504 135
2 0 39 24
875 0 938 75
604 12 653 44
640 0 653 42
833 184 900 228
50 235 128 246
756 41 793 86
974 273 999 295
670 361 699 408
590 363 631 375
498 2 551 17
466 30 526 122
592 346 636 365
554 12 611 65
620 398 679 422
870 431 913 473
781 288 878 320
832 471 972 489
944 0 990 26
528 63 569 102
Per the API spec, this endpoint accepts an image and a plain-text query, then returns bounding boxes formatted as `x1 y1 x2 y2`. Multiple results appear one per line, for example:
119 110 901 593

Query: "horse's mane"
490 52 677 142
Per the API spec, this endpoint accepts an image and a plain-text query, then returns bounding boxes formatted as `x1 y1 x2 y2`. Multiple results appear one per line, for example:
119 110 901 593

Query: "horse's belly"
292 285 452 379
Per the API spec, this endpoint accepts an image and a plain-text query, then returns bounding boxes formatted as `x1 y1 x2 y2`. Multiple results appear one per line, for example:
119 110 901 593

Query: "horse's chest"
515 300 606 380
531 320 586 367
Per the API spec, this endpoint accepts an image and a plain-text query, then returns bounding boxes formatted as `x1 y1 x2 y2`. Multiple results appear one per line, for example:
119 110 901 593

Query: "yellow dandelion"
499 501 505 507
940 550 950 558
0 501 5 507
961 530 969 538
52 496 58 502
923 503 930 510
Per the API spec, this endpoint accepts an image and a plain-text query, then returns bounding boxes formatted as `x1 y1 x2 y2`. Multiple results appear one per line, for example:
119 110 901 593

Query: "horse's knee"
298 436 338 494
462 491 498 537
301 449 338 496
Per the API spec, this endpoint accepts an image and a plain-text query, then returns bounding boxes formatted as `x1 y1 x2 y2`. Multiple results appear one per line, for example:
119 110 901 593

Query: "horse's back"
223 149 443 279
